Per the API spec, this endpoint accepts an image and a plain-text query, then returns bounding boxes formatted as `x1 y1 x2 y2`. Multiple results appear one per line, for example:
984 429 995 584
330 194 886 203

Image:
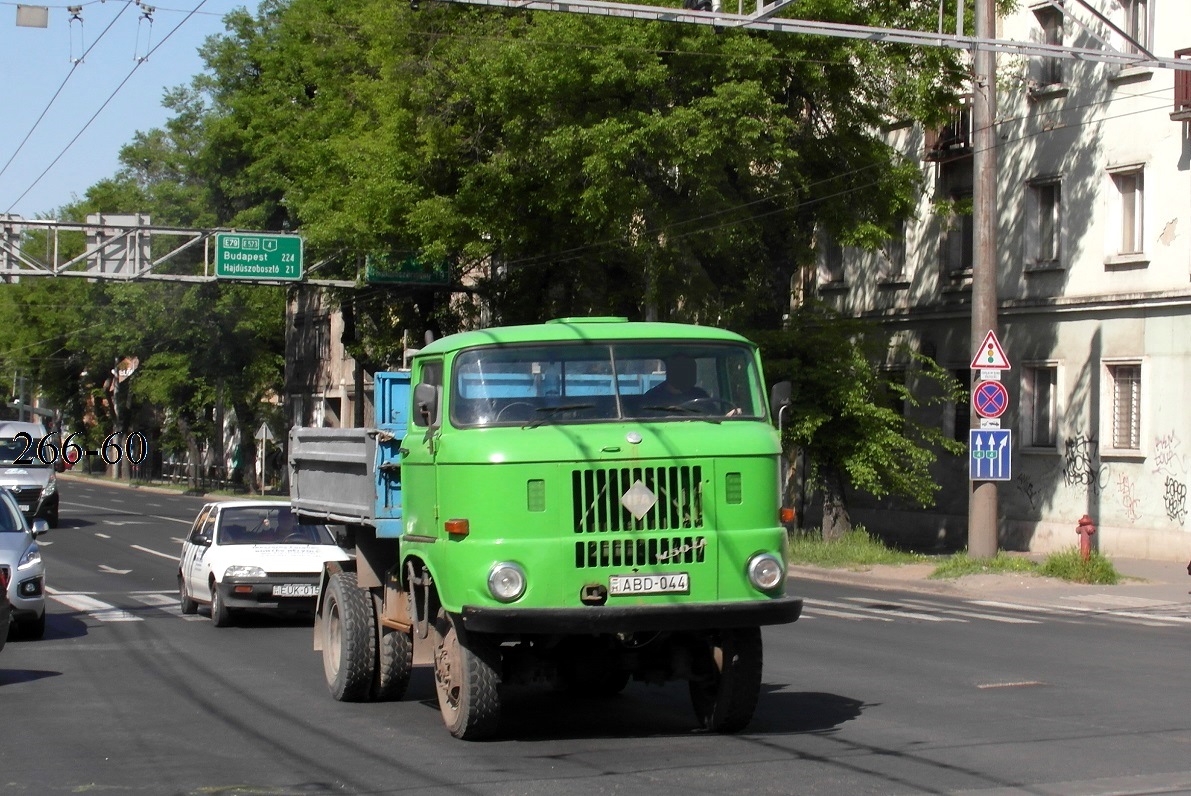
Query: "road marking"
130 592 204 621
976 681 1046 689
805 597 960 622
802 603 893 622
95 533 111 539
839 597 965 622
898 597 1041 624
130 544 176 561
49 592 141 622
98 565 132 575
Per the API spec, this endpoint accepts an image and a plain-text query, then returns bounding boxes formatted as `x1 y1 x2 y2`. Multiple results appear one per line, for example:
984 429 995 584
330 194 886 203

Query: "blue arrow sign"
969 429 1012 481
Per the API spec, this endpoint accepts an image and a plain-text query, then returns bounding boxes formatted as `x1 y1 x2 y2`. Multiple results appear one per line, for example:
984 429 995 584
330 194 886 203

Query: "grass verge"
789 527 1121 585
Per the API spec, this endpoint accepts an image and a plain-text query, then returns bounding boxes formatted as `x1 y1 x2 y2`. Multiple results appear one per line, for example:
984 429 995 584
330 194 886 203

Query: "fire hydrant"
1076 515 1096 561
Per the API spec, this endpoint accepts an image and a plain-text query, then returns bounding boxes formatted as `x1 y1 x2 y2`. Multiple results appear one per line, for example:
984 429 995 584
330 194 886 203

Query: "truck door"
401 359 442 538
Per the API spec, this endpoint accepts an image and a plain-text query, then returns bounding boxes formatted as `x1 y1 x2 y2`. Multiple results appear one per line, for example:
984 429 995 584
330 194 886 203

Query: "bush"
1039 548 1120 585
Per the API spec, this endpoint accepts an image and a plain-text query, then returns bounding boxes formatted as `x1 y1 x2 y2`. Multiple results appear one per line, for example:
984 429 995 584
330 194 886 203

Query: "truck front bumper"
459 595 802 634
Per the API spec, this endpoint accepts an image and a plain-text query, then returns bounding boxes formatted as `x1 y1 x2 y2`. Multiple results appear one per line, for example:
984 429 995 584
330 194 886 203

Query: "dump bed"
288 372 410 529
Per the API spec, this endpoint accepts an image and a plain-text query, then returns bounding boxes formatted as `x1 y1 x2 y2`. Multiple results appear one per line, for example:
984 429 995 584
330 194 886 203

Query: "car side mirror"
31 518 49 537
193 533 212 547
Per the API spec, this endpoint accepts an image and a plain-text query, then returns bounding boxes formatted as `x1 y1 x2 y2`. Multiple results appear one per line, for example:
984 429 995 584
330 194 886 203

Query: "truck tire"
322 571 376 702
371 593 413 701
688 627 763 733
431 607 502 740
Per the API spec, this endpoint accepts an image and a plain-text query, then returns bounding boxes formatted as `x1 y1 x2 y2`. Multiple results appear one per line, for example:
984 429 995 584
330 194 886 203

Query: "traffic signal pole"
968 0 999 559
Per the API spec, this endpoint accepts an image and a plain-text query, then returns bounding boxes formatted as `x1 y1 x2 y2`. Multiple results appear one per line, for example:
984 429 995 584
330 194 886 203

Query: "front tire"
321 571 376 702
688 627 763 733
210 585 233 628
431 607 502 740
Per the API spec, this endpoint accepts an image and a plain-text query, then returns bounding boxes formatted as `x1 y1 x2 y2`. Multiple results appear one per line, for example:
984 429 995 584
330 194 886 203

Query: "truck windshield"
451 342 766 427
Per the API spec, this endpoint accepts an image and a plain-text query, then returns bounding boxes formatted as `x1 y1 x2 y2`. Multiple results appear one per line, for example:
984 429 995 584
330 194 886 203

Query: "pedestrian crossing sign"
970 429 1012 481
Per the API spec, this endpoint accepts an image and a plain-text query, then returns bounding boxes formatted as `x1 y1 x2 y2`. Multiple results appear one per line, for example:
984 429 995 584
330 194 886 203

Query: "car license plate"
272 583 318 597
18 504 30 512
609 573 689 596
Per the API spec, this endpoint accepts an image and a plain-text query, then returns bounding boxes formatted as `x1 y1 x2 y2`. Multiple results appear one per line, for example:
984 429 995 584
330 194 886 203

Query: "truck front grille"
575 536 707 569
571 465 702 533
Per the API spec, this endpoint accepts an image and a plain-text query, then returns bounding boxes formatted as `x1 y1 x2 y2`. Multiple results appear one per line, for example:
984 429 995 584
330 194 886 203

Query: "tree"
750 303 966 540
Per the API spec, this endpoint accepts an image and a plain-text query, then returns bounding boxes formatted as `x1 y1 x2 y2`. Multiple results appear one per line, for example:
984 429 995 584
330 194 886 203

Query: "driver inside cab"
644 355 708 404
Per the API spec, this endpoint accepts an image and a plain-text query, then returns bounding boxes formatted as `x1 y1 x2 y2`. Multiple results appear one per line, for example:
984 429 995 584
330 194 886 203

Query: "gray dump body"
288 427 378 525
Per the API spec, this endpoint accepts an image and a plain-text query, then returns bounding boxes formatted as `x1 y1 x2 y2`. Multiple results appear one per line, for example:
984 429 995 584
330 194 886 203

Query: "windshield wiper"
638 405 723 424
523 404 595 429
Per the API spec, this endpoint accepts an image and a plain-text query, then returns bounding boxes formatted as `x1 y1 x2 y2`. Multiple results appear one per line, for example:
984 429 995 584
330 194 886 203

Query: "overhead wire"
2 0 211 214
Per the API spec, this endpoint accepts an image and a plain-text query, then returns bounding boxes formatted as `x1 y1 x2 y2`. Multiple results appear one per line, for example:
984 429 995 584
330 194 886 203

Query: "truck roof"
418 318 755 357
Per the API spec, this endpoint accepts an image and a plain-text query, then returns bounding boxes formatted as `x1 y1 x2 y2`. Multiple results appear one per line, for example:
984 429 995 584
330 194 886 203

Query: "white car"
178 500 351 627
0 486 48 640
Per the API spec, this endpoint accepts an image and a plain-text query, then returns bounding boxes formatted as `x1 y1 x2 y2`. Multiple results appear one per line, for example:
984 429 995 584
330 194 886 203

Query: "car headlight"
487 562 526 603
223 565 267 579
747 553 785 592
43 475 57 497
17 544 41 571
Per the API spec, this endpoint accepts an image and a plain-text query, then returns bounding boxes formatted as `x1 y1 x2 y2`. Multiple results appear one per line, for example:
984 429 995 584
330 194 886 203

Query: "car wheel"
8 609 45 641
44 506 58 529
179 575 198 615
210 584 233 627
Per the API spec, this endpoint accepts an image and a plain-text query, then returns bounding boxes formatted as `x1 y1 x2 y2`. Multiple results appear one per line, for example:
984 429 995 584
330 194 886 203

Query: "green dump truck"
290 317 801 740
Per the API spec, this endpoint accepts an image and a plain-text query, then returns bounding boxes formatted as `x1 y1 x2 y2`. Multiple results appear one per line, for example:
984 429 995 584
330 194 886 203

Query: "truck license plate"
272 583 318 597
609 573 689 596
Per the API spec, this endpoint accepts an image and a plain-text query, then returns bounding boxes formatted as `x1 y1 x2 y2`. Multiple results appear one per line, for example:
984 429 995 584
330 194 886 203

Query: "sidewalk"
789 557 1191 612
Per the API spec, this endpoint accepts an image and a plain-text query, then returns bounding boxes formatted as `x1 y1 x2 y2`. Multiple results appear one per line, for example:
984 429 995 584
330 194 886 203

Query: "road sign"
972 380 1009 419
970 429 1012 481
970 329 1010 370
215 232 303 281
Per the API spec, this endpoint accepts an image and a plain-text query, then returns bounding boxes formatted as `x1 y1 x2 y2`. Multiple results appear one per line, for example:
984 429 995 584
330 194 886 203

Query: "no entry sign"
973 380 1009 419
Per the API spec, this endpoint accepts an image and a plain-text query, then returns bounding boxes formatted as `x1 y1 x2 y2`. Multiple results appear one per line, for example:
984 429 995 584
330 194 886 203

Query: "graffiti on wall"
1152 430 1188 526
1063 433 1108 495
1114 473 1141 523
1014 473 1041 511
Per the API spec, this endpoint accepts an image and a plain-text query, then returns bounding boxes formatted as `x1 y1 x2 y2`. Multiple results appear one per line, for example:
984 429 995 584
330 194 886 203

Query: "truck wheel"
321 571 376 702
688 627 763 733
210 585 233 628
371 594 413 701
431 607 502 740
179 575 198 615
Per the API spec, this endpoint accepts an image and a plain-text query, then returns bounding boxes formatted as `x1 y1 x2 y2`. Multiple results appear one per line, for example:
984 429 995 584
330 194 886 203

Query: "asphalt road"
2 478 1189 795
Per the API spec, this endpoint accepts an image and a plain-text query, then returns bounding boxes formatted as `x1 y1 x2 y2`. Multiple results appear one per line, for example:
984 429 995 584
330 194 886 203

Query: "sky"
0 0 247 219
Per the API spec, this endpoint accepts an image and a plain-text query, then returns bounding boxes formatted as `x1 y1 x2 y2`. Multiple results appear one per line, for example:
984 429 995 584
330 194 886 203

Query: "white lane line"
130 592 204 621
48 592 141 622
802 603 893 622
95 533 111 539
834 597 965 622
46 587 97 596
130 544 177 561
897 597 1041 624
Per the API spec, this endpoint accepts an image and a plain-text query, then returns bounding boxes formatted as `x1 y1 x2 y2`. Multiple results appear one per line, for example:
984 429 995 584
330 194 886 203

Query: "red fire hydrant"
1076 515 1096 561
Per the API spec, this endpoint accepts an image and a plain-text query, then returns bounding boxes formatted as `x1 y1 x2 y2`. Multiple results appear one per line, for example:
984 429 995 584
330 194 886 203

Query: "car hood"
209 544 352 576
0 467 51 488
0 529 34 561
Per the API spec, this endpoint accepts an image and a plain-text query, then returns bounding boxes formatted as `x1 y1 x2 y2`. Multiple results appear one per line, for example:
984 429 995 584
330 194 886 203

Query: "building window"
819 235 846 285
942 190 973 276
1108 363 1141 451
1033 6 1063 87
949 368 970 442
879 221 908 282
1023 364 1057 448
1110 168 1144 256
1027 178 1062 268
1122 0 1149 54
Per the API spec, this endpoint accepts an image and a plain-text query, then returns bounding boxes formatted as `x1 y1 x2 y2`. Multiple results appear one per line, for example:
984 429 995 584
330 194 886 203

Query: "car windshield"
0 436 49 468
0 493 24 531
216 506 334 545
450 341 766 427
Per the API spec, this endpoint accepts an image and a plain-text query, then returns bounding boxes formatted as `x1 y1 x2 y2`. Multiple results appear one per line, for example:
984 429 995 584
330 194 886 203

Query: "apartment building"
813 1 1190 560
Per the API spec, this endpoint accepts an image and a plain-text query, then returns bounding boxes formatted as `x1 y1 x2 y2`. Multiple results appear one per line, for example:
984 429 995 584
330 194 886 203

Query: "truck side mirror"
769 381 793 423
412 383 441 428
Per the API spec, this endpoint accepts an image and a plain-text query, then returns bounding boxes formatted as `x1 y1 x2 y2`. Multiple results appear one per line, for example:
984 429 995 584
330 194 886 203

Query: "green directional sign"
365 251 450 286
215 232 303 281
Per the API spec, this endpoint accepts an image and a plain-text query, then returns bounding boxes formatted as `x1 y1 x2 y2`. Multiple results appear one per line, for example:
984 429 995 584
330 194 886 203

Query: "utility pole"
968 0 999 559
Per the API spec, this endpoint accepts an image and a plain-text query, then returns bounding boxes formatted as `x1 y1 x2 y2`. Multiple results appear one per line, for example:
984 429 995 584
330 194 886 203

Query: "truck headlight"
17 544 41 570
488 562 526 603
747 553 784 592
224 565 267 579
